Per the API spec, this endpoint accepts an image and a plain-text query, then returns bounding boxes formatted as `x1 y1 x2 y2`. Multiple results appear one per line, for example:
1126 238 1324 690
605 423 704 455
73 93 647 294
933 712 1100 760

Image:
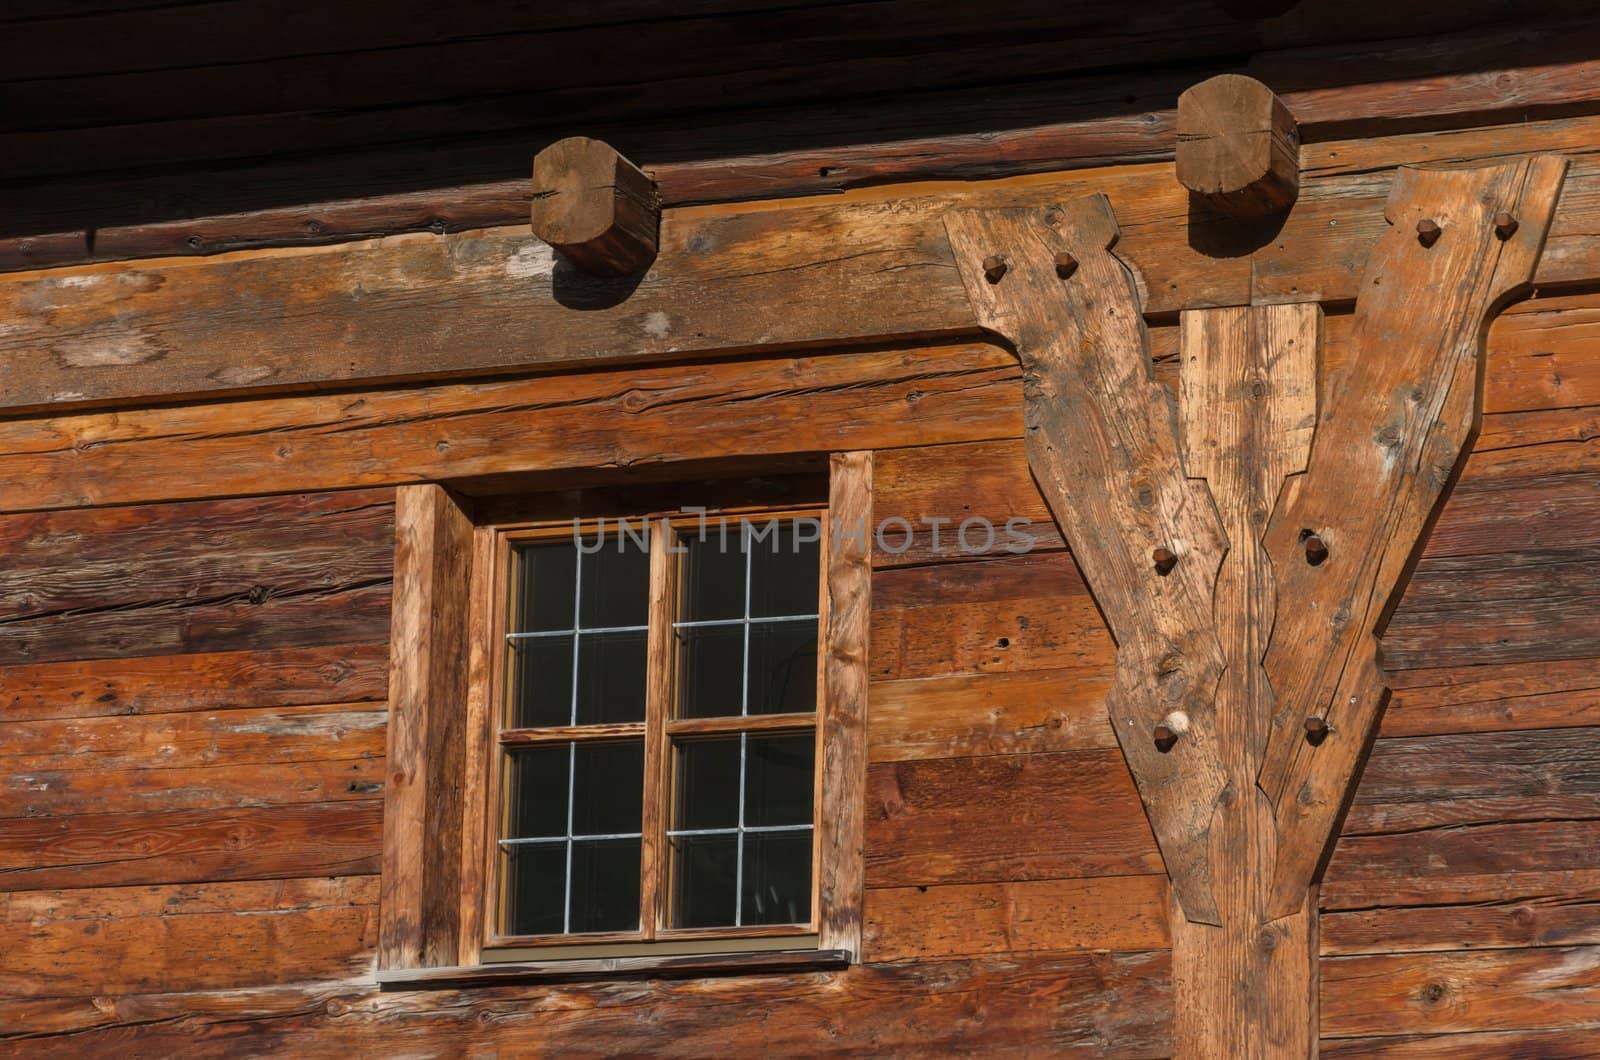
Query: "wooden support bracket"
1177 74 1300 219
530 136 660 277
946 154 1564 1057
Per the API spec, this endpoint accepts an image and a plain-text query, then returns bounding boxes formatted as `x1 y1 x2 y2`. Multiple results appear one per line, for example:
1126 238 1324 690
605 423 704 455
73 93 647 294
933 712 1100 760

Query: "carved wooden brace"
945 159 1565 1054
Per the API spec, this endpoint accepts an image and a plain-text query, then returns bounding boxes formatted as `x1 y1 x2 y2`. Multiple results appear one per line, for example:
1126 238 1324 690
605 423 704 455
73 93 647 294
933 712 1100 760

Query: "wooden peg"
1053 251 1078 278
1416 218 1442 247
1302 532 1329 566
531 137 660 277
1304 715 1330 743
1176 74 1299 219
1494 212 1520 239
1152 546 1178 575
982 255 1008 283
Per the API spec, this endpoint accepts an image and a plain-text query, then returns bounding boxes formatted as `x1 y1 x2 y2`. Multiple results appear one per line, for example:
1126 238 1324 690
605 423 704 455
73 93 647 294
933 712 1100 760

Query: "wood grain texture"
1258 156 1568 918
947 193 1228 923
1170 303 1320 1058
868 668 1116 763
0 643 389 724
0 343 1019 514
818 452 871 958
0 950 1173 1056
0 877 378 999
863 874 1169 963
380 484 474 970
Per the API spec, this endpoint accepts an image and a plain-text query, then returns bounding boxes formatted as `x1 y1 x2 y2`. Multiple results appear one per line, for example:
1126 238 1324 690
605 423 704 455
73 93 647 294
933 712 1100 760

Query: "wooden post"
530 136 660 276
944 154 1564 1056
1177 74 1299 219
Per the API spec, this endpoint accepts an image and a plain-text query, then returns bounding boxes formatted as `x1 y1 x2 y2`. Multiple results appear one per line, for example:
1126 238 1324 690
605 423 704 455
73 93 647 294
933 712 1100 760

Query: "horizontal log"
0 344 1019 514
0 703 386 818
864 749 1159 889
1326 820 1600 897
1323 1028 1600 1056
1322 897 1600 956
0 800 382 891
12 113 1600 414
868 667 1116 763
1323 868 1600 914
863 875 1169 962
0 642 390 724
1345 728 1600 837
0 951 1173 1056
0 876 378 998
1320 946 1600 1038
1382 657 1600 738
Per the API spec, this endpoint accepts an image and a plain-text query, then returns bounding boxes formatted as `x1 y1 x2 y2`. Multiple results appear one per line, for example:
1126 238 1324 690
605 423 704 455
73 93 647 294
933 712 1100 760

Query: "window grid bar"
666 824 813 838
508 623 649 641
670 613 818 631
501 831 645 846
736 526 754 926
563 548 583 935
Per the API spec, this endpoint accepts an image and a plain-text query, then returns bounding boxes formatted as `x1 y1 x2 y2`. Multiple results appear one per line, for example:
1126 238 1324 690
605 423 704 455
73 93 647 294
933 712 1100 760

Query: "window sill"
376 947 852 990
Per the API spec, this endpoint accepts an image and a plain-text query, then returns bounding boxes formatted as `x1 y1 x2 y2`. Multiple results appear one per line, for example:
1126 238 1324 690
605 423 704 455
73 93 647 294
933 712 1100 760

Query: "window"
484 508 830 950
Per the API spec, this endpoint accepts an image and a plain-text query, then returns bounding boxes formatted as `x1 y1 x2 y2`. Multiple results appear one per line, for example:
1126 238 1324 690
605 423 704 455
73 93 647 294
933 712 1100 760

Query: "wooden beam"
1257 154 1569 917
380 483 475 970
944 194 1232 925
530 137 659 277
1177 74 1299 218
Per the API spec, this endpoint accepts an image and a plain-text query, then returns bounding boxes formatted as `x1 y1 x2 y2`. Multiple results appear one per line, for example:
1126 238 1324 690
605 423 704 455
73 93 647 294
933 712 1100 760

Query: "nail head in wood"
1494 212 1519 239
1054 251 1078 278
1152 547 1178 575
530 136 660 277
1416 218 1442 247
982 255 1009 283
1176 74 1299 219
1303 533 1329 566
1304 716 1330 743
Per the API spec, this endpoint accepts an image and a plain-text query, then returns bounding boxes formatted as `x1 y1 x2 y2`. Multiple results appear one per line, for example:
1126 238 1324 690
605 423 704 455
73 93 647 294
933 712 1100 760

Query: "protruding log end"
1176 74 1299 219
531 137 660 277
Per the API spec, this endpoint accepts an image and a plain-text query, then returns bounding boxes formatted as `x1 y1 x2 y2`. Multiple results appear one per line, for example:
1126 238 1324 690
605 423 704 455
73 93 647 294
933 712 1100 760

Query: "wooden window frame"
377 454 871 980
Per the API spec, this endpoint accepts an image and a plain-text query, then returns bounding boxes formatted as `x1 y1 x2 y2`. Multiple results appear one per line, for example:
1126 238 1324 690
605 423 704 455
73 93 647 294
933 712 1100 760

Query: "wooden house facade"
2 2 1599 1056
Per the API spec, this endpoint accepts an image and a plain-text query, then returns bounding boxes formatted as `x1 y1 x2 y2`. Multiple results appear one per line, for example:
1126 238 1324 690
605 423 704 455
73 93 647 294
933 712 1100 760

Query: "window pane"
670 833 737 929
507 745 569 839
745 732 815 827
571 740 644 837
674 736 741 831
742 831 813 926
515 542 577 633
579 531 649 628
676 624 744 719
504 843 565 936
570 838 641 933
509 635 574 728
747 621 817 716
574 630 646 724
749 519 821 618
679 528 745 622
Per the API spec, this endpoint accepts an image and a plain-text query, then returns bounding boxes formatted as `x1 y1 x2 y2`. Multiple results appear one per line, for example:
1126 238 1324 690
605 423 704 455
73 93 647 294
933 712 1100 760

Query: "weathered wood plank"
1320 946 1600 1038
0 950 1172 1056
0 642 389 724
947 193 1230 923
381 485 473 970
864 749 1159 889
863 874 1169 963
818 452 872 958
0 877 378 999
0 800 382 891
1257 156 1567 917
1323 1028 1600 1057
868 668 1116 763
0 344 1019 514
1322 897 1600 956
0 703 386 818
1382 657 1600 738
1326 820 1600 898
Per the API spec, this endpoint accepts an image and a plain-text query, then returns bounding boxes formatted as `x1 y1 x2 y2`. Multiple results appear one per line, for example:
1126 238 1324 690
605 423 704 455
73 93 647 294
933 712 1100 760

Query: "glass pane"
747 621 817 716
504 843 565 936
676 624 744 719
509 635 574 728
515 542 577 633
570 838 641 933
745 732 815 827
679 527 745 622
571 740 644 837
749 519 821 618
574 630 646 724
507 745 570 839
674 736 741 831
579 530 650 628
670 833 737 929
742 831 813 926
